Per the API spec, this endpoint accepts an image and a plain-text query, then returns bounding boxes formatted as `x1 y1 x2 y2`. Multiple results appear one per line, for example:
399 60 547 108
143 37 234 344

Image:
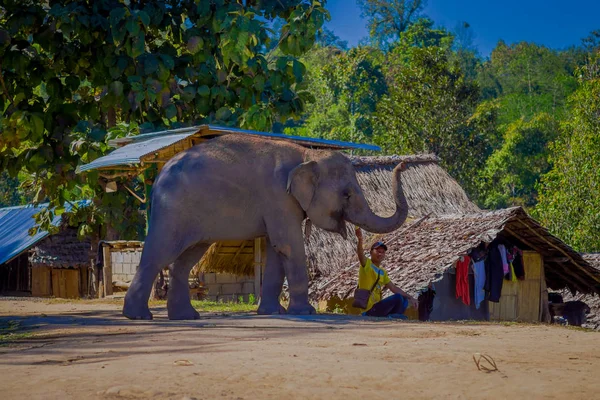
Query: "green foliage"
478 113 559 209
477 41 578 122
288 46 387 143
374 22 484 195
357 0 426 49
0 0 327 238
534 77 600 252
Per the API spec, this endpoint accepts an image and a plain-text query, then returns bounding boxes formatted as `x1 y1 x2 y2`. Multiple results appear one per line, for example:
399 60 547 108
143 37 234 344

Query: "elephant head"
287 151 408 239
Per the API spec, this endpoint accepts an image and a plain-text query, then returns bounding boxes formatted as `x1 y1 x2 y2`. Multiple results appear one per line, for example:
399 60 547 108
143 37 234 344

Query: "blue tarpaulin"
0 201 89 265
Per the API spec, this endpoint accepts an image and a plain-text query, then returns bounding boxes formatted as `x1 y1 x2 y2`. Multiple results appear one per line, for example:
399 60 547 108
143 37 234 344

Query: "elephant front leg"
269 232 316 316
257 238 286 315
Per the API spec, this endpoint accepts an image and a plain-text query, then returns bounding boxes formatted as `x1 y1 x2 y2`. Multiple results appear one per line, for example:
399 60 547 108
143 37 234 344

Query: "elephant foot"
123 302 153 320
286 303 317 315
257 302 287 315
168 305 200 320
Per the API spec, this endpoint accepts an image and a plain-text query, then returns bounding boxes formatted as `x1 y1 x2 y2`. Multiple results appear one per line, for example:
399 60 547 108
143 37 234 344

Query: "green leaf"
187 36 204 54
197 85 210 97
165 104 177 119
144 55 159 75
110 7 127 27
131 33 145 58
159 54 175 70
182 86 196 102
292 60 305 83
215 107 232 121
138 11 151 28
31 115 44 137
126 17 140 36
110 81 124 97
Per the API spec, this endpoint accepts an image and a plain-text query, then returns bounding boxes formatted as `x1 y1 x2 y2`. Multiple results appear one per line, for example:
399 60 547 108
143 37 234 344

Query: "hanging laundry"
455 255 471 306
485 243 505 303
472 259 486 309
498 244 509 274
509 263 518 282
510 246 525 280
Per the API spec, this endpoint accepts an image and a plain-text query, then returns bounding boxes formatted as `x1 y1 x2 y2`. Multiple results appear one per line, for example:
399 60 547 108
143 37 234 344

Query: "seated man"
355 227 417 318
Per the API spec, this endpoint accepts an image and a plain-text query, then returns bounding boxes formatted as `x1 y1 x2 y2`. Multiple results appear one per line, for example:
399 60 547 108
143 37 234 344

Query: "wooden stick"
230 241 247 264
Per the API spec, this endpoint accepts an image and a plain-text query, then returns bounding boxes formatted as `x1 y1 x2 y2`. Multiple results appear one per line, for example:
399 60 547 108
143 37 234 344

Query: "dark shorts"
364 294 408 317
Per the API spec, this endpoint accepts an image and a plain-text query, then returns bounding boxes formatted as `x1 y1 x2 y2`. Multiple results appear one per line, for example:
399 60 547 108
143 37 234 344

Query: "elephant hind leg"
168 243 210 320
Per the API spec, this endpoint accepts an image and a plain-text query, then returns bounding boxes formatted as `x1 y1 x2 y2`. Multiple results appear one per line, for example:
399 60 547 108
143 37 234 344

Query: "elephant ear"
286 161 319 212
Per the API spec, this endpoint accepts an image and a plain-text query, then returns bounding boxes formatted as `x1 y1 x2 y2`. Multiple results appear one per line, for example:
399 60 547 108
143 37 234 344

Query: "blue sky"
325 0 600 56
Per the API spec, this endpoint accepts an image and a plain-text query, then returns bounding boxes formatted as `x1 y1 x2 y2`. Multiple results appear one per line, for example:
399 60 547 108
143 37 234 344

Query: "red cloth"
455 256 471 306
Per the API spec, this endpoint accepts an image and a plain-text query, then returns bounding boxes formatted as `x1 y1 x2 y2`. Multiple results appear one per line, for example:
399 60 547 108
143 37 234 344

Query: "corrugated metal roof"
77 133 193 173
78 124 381 173
0 201 90 265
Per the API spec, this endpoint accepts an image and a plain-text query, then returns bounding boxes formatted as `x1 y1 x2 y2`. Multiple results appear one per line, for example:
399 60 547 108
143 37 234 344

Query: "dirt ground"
1 298 599 400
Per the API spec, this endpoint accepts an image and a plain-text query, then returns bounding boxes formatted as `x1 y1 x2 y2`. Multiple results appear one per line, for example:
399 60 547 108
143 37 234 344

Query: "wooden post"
254 238 263 301
102 244 113 296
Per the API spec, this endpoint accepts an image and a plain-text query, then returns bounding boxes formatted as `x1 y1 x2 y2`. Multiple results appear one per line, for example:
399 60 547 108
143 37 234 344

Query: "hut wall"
429 272 490 321
31 267 52 297
31 266 85 298
110 249 142 282
0 253 30 293
490 251 543 322
201 272 256 302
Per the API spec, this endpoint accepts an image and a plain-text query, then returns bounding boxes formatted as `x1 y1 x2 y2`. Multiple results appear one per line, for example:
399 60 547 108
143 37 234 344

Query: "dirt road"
1 298 598 400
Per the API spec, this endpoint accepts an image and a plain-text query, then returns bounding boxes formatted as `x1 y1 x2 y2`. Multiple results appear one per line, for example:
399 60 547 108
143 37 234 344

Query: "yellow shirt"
358 259 391 311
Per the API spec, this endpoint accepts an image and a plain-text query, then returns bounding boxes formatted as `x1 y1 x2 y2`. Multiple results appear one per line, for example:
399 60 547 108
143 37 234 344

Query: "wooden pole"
254 238 262 301
102 244 113 296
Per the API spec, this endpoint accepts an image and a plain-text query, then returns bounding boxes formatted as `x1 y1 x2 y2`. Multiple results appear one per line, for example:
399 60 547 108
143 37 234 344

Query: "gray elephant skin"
123 134 409 320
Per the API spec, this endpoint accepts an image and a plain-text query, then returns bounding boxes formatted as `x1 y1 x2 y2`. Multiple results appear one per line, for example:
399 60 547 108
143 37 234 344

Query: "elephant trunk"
345 165 409 234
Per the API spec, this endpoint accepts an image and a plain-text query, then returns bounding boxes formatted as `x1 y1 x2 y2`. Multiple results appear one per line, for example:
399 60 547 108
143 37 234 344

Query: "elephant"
122 134 409 320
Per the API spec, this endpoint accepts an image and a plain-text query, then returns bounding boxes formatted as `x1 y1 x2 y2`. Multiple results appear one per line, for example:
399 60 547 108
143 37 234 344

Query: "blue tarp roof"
0 201 89 265
77 125 381 173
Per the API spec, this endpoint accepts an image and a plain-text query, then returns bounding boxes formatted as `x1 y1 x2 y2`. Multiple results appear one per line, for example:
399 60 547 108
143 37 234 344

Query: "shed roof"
0 201 89 265
582 253 600 269
77 125 381 173
309 207 600 302
29 227 92 269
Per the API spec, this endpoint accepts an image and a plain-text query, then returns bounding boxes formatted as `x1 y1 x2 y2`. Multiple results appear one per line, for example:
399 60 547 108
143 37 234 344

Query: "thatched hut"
29 227 93 298
560 253 600 329
310 207 600 322
0 202 92 298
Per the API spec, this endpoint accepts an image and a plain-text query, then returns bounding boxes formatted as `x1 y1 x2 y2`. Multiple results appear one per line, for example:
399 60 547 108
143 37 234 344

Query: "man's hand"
355 226 363 241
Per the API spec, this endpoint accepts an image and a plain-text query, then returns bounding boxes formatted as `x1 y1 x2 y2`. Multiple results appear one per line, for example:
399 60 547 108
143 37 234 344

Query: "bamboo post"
254 238 262 301
102 244 113 296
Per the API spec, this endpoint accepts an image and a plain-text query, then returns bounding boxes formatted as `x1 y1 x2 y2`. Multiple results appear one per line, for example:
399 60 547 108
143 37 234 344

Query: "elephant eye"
343 189 352 199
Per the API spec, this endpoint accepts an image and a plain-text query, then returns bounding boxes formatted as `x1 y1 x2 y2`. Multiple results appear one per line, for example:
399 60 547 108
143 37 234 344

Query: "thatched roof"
582 253 600 269
196 240 256 276
563 254 600 330
29 227 92 269
309 207 600 303
195 154 480 276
